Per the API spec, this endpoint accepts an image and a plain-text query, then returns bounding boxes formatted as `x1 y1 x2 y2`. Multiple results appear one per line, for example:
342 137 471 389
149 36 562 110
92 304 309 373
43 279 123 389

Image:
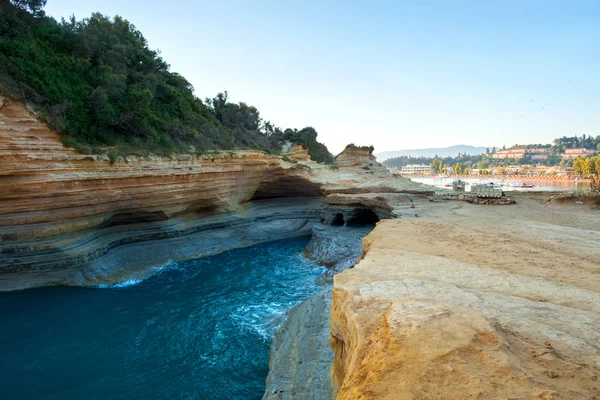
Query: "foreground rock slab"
264 290 333 400
330 205 600 399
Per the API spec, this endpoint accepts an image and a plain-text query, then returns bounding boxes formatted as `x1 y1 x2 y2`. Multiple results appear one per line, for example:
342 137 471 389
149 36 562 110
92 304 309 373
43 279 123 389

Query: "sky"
44 0 600 155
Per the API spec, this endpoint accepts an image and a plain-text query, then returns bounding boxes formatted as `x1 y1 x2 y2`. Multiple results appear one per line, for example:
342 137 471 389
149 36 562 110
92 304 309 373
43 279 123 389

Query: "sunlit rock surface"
330 209 600 399
0 96 429 290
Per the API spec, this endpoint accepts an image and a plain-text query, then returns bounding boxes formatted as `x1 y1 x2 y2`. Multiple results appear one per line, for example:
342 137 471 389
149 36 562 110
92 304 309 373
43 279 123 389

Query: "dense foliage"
281 127 334 164
573 155 600 177
0 1 333 161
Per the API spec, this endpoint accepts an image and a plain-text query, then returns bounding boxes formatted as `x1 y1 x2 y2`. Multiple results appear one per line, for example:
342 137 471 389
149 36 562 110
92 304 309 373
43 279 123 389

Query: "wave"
230 303 289 341
95 279 143 289
94 259 180 289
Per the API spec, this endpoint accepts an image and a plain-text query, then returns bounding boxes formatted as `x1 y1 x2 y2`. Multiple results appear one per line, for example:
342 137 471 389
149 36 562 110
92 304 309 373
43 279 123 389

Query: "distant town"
383 135 600 180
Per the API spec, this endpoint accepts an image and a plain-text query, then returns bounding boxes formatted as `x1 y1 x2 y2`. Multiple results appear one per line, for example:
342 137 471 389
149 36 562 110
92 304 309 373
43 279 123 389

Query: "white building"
400 164 431 174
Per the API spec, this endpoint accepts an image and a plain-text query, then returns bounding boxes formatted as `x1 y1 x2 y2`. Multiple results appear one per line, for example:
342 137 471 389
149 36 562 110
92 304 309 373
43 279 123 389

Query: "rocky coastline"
3 95 598 399
264 223 374 400
0 96 428 292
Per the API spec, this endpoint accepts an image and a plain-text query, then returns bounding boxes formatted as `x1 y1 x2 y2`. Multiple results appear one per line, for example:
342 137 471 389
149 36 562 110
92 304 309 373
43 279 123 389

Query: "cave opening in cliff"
332 213 345 226
251 175 322 200
345 209 380 226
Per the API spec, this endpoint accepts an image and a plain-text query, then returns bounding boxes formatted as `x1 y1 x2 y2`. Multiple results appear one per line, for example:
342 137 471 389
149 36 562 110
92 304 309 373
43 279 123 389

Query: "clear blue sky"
45 0 600 155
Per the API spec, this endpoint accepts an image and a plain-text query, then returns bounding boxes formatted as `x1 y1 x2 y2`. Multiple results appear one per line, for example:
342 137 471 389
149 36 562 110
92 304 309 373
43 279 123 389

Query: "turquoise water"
0 237 325 400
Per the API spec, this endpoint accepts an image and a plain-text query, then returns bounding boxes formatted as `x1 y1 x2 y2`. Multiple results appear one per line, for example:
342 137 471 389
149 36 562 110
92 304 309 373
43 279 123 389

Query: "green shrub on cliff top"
282 127 333 164
0 1 332 159
108 148 117 164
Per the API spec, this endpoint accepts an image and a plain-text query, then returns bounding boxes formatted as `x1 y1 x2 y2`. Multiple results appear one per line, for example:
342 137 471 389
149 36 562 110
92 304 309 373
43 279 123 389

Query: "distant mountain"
375 145 489 161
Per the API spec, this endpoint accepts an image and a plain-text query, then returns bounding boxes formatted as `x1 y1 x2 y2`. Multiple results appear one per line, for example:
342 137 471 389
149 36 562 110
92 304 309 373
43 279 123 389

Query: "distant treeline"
383 135 600 169
0 0 333 162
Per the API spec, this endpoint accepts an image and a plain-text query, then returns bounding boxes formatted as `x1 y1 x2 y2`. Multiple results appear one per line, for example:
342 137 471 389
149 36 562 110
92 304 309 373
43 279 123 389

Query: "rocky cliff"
3 96 599 400
264 223 375 400
330 196 600 399
0 96 428 291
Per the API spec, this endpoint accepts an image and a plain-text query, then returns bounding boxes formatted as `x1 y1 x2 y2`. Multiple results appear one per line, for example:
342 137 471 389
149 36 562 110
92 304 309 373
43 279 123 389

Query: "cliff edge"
0 96 429 290
330 197 600 399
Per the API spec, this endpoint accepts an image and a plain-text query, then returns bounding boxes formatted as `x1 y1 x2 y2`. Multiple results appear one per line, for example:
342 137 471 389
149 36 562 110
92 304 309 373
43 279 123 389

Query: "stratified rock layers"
330 218 600 399
0 97 428 290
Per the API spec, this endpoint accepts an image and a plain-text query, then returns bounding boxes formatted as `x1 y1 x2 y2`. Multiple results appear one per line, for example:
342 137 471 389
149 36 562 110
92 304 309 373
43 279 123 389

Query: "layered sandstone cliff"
0 96 428 290
330 196 600 399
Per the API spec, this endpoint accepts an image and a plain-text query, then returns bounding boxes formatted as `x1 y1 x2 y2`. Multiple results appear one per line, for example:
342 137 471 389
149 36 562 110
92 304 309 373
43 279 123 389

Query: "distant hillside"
375 145 488 161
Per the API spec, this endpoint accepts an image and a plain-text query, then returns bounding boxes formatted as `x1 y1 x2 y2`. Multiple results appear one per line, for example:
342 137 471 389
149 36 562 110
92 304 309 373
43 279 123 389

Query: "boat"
510 183 534 188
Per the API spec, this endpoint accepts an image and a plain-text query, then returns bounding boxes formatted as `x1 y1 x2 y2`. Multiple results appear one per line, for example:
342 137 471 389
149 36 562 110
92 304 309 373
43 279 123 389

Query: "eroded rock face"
334 146 379 169
0 199 324 291
303 224 372 276
0 96 429 290
330 218 600 399
263 222 376 400
263 289 334 400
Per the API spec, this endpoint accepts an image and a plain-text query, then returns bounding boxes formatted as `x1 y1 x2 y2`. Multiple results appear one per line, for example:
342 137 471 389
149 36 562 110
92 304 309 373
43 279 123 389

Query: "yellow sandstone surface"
0 97 425 237
0 96 428 290
330 197 600 399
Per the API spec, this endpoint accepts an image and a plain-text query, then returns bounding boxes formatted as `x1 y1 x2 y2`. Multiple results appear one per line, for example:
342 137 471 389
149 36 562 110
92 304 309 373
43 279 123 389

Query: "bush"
345 143 375 152
108 148 118 164
282 127 333 163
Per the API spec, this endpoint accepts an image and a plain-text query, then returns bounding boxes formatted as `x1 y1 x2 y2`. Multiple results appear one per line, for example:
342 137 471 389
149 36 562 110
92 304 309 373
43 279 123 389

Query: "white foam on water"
230 303 289 341
95 279 143 289
153 259 181 273
93 259 180 289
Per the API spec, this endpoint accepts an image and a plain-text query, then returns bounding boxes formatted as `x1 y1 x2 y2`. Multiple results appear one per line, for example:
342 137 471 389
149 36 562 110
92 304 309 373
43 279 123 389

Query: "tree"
573 156 586 176
0 3 327 156
430 158 443 174
8 0 47 16
582 157 593 176
452 163 463 175
590 156 598 175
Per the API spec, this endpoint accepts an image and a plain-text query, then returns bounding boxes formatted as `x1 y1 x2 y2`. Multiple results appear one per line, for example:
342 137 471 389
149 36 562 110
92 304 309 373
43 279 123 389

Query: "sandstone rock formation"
303 224 373 277
3 95 600 400
330 198 600 399
263 289 334 400
0 96 428 290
